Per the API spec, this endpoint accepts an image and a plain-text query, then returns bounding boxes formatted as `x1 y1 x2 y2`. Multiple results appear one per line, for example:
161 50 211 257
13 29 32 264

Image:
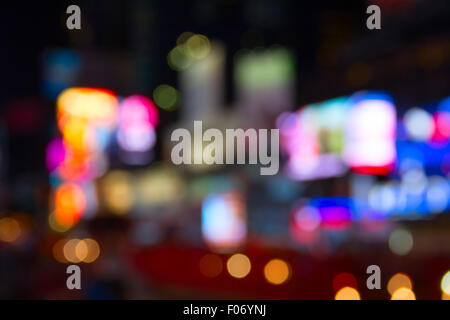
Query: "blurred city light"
388 228 414 256
391 287 416 300
263 259 291 285
334 287 361 300
4 1 450 301
387 273 413 295
226 254 251 279
153 84 179 111
441 271 450 295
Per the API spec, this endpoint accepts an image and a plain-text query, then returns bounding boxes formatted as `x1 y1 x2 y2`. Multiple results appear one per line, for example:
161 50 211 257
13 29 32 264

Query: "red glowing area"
350 164 394 176
332 272 358 293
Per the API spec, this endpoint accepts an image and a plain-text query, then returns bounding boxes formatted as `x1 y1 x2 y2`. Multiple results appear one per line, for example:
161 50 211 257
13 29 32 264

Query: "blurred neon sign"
278 91 396 180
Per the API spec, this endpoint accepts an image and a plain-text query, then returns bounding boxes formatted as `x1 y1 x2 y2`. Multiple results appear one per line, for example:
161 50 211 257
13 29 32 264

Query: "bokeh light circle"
227 253 251 279
335 287 361 300
264 259 291 285
388 228 413 256
387 272 413 295
391 287 416 300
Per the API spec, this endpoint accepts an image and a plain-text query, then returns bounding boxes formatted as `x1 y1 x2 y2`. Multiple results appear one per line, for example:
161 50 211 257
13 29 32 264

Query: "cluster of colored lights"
400 97 450 144
48 87 119 230
289 197 419 255
290 197 369 238
367 96 450 217
47 88 161 230
168 32 211 72
282 94 450 230
196 253 450 299
99 167 184 216
278 91 396 180
368 173 449 216
333 270 450 300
